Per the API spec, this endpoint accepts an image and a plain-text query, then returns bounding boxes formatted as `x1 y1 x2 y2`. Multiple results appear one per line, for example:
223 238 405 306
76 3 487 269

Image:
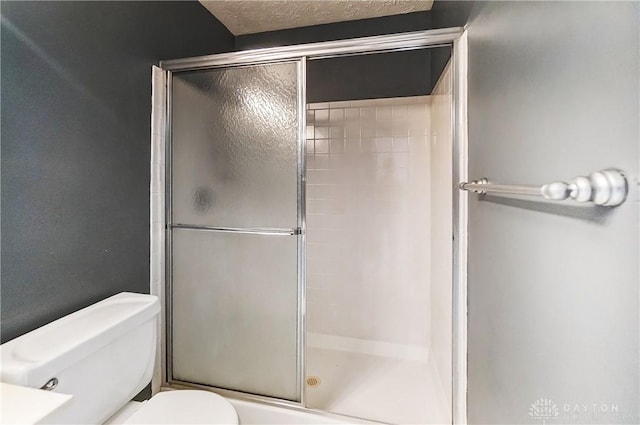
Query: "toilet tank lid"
0 292 160 387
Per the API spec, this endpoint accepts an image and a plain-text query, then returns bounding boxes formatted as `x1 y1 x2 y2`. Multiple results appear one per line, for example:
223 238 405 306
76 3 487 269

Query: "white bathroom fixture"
0 292 238 424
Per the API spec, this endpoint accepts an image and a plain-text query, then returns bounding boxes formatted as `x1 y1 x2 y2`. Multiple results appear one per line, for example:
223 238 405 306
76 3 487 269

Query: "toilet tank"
0 292 160 424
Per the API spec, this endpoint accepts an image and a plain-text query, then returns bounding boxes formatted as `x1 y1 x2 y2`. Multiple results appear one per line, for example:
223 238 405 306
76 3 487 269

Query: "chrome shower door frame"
152 26 469 424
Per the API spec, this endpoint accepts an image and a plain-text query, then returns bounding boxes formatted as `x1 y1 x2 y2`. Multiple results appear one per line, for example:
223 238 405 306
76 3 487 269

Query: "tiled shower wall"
306 97 432 351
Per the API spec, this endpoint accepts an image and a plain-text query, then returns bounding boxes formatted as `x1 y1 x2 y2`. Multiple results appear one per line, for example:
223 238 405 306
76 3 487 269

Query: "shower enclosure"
151 27 468 424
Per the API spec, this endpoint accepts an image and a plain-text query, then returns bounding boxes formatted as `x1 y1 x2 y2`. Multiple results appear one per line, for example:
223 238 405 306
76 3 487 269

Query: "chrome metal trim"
160 28 463 71
172 57 303 70
307 42 453 61
163 382 384 425
171 224 301 236
460 179 539 196
40 378 58 391
459 169 629 206
452 32 469 425
296 57 307 406
150 65 168 396
165 70 174 387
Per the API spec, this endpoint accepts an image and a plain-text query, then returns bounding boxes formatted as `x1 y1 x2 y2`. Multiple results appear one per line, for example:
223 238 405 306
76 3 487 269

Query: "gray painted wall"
463 2 639 423
1 1 234 343
305 50 440 103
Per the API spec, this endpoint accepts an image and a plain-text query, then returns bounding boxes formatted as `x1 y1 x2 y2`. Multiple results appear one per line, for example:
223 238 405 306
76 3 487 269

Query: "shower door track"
154 26 469 425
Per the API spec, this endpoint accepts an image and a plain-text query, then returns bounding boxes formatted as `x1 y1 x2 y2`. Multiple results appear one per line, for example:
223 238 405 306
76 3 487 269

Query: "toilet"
0 292 238 424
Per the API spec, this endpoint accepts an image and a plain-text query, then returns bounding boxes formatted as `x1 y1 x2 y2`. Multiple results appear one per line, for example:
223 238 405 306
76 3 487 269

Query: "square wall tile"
315 139 329 154
329 109 344 124
315 126 329 139
315 109 329 124
393 137 409 152
330 139 345 154
309 102 329 110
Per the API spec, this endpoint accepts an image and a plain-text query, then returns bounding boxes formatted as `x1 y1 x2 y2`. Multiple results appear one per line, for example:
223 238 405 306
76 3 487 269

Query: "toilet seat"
123 390 238 424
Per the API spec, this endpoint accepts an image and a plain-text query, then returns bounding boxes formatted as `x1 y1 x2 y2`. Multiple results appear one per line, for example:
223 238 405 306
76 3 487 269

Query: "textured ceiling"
200 0 434 35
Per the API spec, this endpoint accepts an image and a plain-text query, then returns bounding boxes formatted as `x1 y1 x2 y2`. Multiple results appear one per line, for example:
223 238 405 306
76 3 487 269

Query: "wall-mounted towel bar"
459 168 628 207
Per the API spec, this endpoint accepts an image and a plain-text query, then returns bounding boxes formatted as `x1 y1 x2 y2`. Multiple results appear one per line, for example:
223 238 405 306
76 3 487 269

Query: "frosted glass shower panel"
172 229 299 400
171 63 299 228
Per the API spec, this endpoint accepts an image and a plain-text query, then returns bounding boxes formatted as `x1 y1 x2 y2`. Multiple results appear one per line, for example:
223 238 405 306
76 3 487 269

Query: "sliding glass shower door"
169 61 303 401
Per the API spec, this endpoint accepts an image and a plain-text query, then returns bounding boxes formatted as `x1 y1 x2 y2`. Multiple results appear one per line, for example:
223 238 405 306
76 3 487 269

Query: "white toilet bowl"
0 293 238 424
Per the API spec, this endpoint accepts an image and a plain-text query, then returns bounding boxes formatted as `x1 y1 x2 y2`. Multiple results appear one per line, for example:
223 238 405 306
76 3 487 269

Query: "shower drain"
306 376 321 387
